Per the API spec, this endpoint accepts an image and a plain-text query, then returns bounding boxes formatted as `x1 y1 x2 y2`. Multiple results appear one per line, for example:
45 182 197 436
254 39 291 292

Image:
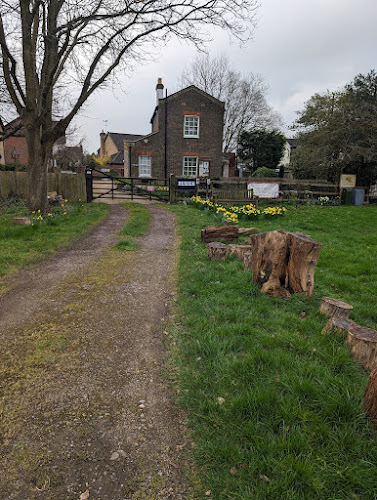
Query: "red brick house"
120 79 225 179
0 117 29 167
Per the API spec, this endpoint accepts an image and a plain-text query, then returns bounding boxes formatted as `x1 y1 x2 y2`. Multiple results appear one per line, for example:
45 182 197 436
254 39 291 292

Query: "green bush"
252 166 278 178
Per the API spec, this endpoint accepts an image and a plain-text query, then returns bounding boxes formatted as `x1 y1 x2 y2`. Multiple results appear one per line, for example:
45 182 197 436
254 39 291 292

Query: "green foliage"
238 129 286 174
292 70 377 184
169 203 377 499
252 166 278 178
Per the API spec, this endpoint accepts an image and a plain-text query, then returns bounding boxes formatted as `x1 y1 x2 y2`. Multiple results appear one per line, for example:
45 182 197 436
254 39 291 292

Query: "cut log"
287 232 322 297
207 242 228 261
319 297 353 319
13 217 31 225
238 227 260 236
228 244 253 261
201 225 239 243
244 252 253 271
364 366 377 423
347 326 377 372
321 316 357 335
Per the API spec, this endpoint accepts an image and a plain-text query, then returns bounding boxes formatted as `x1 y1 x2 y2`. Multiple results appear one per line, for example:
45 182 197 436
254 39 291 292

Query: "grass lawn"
0 200 109 288
114 202 152 251
169 203 377 500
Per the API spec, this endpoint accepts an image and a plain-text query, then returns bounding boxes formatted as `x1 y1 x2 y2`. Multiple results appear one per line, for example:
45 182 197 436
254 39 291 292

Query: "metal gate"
85 168 169 202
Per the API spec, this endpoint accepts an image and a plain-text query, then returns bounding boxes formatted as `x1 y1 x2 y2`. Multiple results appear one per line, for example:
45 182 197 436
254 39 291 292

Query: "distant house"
0 117 80 169
0 117 29 167
98 132 143 175
99 79 225 179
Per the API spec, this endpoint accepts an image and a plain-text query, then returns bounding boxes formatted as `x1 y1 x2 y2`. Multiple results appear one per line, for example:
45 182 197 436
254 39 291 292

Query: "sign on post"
177 178 197 190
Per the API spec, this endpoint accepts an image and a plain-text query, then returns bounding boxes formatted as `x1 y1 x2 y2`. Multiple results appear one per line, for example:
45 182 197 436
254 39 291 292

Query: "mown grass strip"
0 200 109 284
115 202 151 251
170 204 377 500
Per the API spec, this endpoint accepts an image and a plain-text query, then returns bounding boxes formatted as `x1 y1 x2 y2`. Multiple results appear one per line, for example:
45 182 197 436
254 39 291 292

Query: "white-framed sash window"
182 156 198 177
183 115 200 138
138 155 152 177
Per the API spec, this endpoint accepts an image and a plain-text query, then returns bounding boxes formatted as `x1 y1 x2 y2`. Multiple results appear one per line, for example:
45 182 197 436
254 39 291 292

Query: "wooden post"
207 242 228 260
131 177 134 201
364 367 377 423
85 169 93 203
321 316 357 335
319 297 353 318
169 174 176 203
347 326 377 372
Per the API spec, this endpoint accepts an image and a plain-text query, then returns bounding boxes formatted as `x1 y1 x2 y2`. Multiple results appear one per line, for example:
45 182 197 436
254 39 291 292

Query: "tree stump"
287 232 321 297
207 242 228 261
364 366 377 423
244 229 322 297
347 326 377 372
201 225 239 243
228 244 253 261
321 316 357 335
319 297 353 318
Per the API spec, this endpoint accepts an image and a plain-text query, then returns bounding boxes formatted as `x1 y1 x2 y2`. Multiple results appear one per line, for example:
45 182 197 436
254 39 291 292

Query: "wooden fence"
0 171 86 201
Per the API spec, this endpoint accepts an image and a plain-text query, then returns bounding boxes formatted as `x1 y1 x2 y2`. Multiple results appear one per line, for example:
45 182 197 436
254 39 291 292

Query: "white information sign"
247 182 280 199
340 174 356 189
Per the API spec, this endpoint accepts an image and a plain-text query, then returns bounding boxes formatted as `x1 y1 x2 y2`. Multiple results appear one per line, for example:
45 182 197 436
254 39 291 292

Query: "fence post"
85 169 93 203
169 174 176 203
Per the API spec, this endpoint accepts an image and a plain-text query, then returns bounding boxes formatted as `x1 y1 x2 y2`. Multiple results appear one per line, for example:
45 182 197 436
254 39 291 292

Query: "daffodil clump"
31 199 83 226
190 196 287 224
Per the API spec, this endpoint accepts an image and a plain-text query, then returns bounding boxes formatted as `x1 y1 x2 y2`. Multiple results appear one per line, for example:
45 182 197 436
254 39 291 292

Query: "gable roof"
108 151 124 164
107 132 143 151
165 85 224 106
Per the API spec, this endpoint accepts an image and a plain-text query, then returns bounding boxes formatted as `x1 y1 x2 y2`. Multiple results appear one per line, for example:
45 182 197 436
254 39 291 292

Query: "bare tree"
179 53 282 152
0 0 259 210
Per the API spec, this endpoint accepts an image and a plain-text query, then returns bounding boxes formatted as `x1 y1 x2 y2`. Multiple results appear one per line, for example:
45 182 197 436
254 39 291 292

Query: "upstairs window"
183 115 200 138
183 156 198 177
138 155 152 177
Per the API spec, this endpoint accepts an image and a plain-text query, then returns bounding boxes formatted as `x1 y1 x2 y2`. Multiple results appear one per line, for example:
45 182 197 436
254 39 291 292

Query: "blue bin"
352 189 364 206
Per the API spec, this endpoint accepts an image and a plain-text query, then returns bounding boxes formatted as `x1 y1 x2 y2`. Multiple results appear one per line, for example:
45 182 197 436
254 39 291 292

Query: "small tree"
238 129 286 175
0 0 259 210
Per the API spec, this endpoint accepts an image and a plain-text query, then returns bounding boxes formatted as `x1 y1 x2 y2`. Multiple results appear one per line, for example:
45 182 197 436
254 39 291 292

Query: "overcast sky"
74 0 377 154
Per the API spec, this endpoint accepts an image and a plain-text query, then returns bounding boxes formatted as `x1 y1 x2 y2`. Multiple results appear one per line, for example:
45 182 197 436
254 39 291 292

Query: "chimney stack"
156 78 164 104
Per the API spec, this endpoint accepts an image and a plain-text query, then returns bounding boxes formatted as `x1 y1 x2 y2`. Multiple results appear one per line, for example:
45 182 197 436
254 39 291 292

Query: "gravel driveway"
0 202 192 500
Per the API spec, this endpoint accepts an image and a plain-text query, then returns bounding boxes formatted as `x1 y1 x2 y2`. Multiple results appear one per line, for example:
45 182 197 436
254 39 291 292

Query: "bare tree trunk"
26 124 51 212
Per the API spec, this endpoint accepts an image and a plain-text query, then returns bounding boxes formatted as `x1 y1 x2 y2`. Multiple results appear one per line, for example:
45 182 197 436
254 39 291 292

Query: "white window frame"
183 115 200 138
182 156 198 177
138 155 152 177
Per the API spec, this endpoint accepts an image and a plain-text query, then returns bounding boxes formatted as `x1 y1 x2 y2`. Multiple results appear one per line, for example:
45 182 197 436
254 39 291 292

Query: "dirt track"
0 203 191 500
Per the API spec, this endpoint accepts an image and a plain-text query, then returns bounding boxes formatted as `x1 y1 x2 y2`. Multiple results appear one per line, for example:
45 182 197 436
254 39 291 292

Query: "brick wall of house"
4 135 29 166
129 87 224 179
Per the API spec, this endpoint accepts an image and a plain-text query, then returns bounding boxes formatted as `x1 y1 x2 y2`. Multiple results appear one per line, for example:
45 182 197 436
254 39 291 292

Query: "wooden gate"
85 168 169 202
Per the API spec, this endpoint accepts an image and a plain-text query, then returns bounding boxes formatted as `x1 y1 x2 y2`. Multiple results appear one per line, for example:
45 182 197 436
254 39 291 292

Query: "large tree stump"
245 229 321 297
287 232 322 297
207 242 228 261
347 326 377 372
321 316 357 335
364 367 377 423
201 225 239 243
228 244 253 261
319 297 353 318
